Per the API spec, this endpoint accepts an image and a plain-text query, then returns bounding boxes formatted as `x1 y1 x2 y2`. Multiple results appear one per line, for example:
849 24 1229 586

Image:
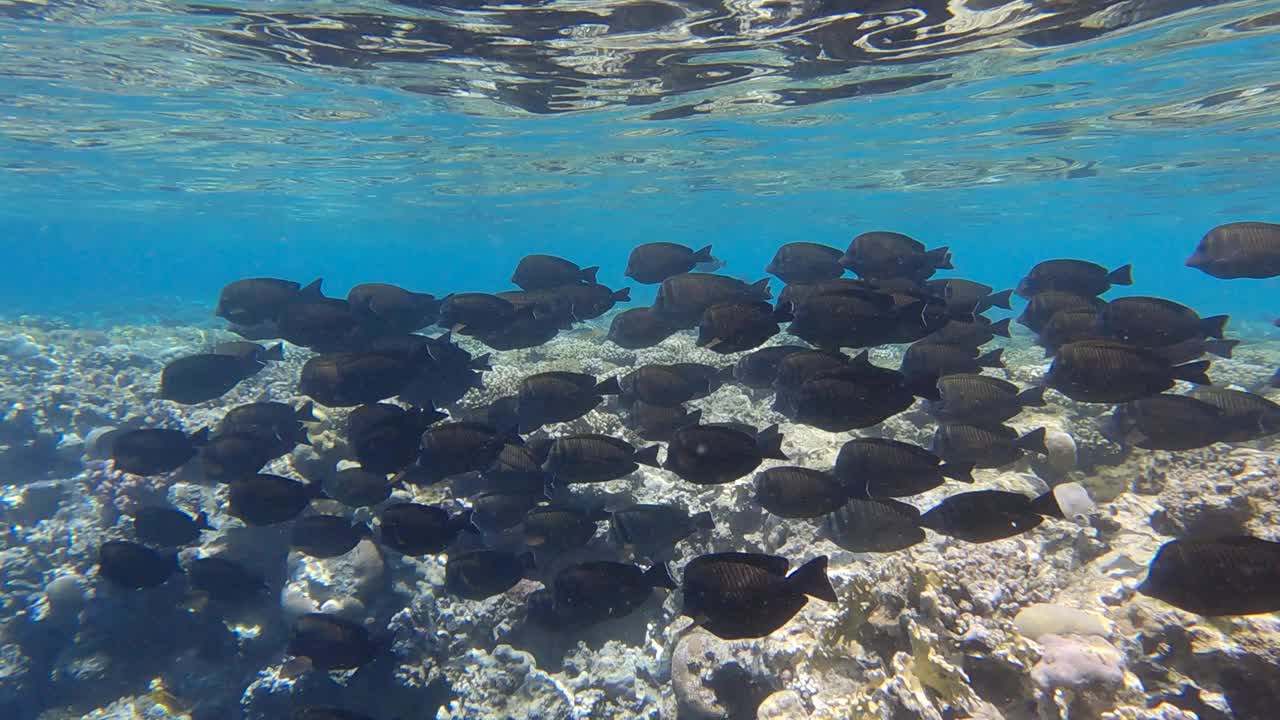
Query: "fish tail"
645 562 677 590
1205 338 1239 359
265 343 285 362
691 511 716 531
787 556 836 602
1017 385 1047 407
941 462 975 484
977 348 1005 368
693 245 715 262
987 289 1013 310
1172 360 1212 385
295 401 316 422
750 278 772 300
471 353 493 372
990 317 1012 338
1200 314 1230 339
595 375 622 396
1017 427 1049 455
927 246 953 270
1107 264 1133 286
757 424 788 460
634 444 661 468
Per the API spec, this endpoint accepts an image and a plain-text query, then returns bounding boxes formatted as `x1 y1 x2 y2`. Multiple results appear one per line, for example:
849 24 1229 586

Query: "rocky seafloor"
1 312 1278 720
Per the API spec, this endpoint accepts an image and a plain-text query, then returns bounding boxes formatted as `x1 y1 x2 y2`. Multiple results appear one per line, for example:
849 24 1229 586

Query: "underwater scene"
2 0 1280 718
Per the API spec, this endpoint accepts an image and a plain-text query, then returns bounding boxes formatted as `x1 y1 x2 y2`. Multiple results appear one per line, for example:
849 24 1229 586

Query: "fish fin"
941 462 975 484
691 510 715 531
265 343 285 362
188 427 210 446
449 510 480 536
581 266 600 284
644 562 677 590
990 317 1012 338
1200 315 1229 339
987 289 1013 310
471 353 493 372
750 278 772 300
613 287 632 302
295 401 317 423
693 245 715 263
849 349 872 367
1205 338 1239 359
299 279 324 298
682 409 704 429
756 424 788 460
1017 385 1046 407
976 348 1004 368
927 247 953 270
633 444 661 468
1031 489 1065 519
195 511 214 531
787 556 836 603
1107 264 1133 286
594 375 622 396
1172 360 1212 386
1017 427 1049 455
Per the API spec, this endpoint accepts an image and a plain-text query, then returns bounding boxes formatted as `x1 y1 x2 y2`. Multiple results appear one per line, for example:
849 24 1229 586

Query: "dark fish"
777 373 914 432
186 557 267 605
392 332 491 408
921 316 1012 348
324 467 395 508
664 423 787 485
669 363 734 395
1036 308 1104 355
516 372 621 432
932 424 1048 468
481 443 550 494
1139 536 1280 615
378 503 469 555
446 549 533 600
111 427 208 476
833 438 974 498
785 290 896 349
218 401 314 459
277 293 370 352
132 507 212 547
919 490 1043 543
625 243 719 284
212 340 285 364
1016 259 1132 298
438 293 523 333
347 283 441 333
926 279 1013 313
608 504 715 556
159 354 263 404
215 277 311 325
544 434 660 486
299 351 424 407
469 492 543 533
620 364 712 407
820 497 925 553
483 395 521 434
900 343 1003 398
765 242 845 283
512 254 599 291
696 301 789 354
418 422 515 484
838 231 951 281
1186 222 1280 279
1146 336 1239 365
497 289 576 326
753 467 848 518
98 540 180 589
228 474 324 526
733 345 810 389
348 403 446 474
681 553 836 640
1189 387 1280 441
551 283 631 320
1103 394 1258 450
471 311 562 351
1017 291 1106 334
523 504 603 552
607 307 681 349
772 350 849 395
296 707 377 720
929 374 1046 425
291 516 373 558
545 561 675 626
1098 297 1229 347
653 273 771 327
287 613 382 670
623 402 701 442
1046 340 1212 403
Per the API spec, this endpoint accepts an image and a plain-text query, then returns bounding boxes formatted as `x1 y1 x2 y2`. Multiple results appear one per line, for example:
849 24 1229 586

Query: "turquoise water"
2 1 1278 318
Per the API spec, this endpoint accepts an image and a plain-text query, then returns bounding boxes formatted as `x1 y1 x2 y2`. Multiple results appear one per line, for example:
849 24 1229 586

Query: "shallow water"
1 1 1279 719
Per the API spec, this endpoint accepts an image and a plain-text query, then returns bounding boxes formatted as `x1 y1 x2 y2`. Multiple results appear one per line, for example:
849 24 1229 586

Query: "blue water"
1 1 1278 323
